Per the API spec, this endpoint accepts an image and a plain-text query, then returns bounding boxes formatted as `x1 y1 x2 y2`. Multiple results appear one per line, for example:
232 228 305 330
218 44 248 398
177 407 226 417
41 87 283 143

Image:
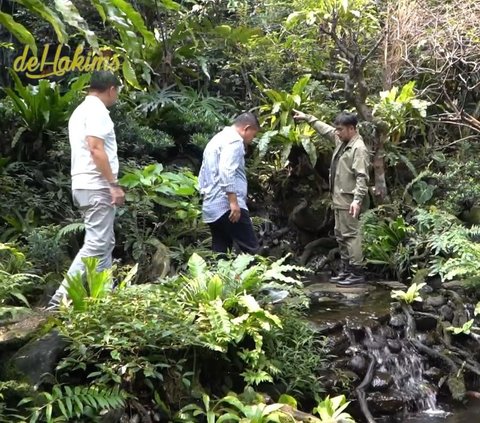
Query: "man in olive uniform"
293 110 370 285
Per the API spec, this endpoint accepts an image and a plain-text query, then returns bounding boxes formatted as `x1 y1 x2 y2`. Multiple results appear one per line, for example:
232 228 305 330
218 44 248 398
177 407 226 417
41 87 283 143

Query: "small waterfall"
346 325 444 415
365 327 438 412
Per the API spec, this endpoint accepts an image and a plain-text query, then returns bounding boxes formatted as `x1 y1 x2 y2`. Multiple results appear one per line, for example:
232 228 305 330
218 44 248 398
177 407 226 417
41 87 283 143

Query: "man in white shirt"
48 71 124 309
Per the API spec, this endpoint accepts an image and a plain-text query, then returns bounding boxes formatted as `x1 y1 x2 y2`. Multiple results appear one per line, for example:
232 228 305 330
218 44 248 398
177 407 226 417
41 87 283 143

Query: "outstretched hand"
292 109 307 122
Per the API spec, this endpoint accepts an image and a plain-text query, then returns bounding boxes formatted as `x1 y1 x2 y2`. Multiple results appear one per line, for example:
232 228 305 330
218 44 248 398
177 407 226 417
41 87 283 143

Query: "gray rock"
424 367 443 384
421 285 434 294
442 280 465 291
9 330 69 387
348 355 367 376
415 315 438 331
389 314 406 328
368 391 405 414
0 312 47 352
387 339 402 354
416 332 437 347
100 408 125 423
376 281 408 290
0 306 32 323
363 335 387 350
379 326 397 339
370 372 393 392
439 305 454 322
425 295 446 308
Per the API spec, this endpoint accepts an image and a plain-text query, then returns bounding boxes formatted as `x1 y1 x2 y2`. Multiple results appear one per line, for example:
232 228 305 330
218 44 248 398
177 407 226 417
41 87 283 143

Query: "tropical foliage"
0 0 479 421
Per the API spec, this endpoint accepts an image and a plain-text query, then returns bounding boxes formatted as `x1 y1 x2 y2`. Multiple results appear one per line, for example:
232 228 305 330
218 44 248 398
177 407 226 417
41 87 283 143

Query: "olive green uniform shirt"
308 117 370 209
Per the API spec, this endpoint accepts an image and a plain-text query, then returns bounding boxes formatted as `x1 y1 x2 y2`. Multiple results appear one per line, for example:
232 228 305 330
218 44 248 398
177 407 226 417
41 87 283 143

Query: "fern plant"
0 243 42 306
178 253 311 385
182 253 310 304
19 384 126 423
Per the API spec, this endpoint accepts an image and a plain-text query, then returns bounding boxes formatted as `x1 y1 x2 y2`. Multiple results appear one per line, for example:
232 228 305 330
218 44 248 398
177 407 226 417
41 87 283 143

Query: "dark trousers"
208 209 259 255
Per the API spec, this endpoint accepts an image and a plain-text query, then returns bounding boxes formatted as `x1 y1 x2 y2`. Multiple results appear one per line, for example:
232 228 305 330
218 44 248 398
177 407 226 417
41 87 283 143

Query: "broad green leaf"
238 294 261 313
207 275 223 300
278 394 297 409
54 0 98 49
110 0 155 45
188 253 207 280
16 0 68 44
0 11 37 55
256 130 278 160
159 0 182 10
301 137 317 167
122 58 141 89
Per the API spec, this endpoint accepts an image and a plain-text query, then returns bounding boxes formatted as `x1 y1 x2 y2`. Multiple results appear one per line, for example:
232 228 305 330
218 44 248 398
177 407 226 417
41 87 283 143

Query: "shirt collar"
85 95 109 113
345 132 361 148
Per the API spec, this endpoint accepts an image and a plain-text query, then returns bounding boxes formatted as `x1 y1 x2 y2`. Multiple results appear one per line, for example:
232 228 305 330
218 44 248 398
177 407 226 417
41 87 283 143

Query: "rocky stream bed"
2 275 480 422
306 275 480 422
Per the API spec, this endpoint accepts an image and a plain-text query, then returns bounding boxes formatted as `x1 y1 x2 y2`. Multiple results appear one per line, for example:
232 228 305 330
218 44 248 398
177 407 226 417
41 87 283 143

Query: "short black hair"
233 112 261 129
334 112 358 128
89 71 121 92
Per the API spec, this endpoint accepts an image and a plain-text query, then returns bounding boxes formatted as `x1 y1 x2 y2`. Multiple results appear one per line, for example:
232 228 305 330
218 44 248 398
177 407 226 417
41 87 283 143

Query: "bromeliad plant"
313 395 355 423
3 72 90 160
64 257 138 312
391 282 426 304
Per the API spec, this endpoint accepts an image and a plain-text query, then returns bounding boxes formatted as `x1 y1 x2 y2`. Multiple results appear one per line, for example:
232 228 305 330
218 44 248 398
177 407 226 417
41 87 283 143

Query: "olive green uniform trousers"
334 208 363 266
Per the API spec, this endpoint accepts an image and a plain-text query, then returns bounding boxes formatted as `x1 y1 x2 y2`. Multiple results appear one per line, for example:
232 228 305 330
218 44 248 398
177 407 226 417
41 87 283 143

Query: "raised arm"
293 109 337 144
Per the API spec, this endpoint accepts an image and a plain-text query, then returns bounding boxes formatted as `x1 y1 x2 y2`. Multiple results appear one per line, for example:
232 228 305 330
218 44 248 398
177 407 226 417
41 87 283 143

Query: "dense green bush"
39 253 322 420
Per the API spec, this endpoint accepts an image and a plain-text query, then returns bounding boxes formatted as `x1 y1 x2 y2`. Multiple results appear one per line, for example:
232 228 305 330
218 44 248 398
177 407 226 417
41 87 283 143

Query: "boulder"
387 339 402 354
389 314 406 329
424 367 443 385
425 295 446 308
8 330 69 387
367 391 405 415
0 311 47 352
348 355 368 377
439 305 454 322
415 314 438 332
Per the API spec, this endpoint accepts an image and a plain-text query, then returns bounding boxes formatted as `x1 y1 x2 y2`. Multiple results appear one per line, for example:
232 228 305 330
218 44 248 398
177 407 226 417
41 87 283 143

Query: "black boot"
330 260 350 283
337 265 366 286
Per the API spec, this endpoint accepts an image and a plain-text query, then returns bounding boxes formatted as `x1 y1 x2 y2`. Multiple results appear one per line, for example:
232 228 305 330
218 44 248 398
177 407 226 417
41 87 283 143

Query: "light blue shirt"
198 126 248 223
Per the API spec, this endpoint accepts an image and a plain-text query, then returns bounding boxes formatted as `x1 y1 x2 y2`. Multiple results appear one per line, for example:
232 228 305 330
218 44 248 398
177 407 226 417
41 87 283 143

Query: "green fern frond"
56 222 85 240
20 384 126 422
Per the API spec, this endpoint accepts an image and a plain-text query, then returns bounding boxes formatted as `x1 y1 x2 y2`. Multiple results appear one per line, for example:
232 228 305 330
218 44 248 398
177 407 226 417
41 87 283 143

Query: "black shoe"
330 260 350 282
337 266 366 286
337 273 366 286
330 271 349 282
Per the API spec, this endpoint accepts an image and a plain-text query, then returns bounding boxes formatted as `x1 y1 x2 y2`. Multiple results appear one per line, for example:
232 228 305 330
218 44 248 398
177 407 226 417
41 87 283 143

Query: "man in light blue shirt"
199 113 260 254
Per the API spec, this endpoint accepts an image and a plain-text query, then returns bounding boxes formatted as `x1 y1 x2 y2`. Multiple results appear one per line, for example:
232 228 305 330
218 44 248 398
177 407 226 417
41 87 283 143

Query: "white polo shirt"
69 95 119 190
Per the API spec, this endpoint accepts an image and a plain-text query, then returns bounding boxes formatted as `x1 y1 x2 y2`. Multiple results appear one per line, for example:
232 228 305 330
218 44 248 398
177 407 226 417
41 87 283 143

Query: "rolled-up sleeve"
219 140 244 193
352 147 370 202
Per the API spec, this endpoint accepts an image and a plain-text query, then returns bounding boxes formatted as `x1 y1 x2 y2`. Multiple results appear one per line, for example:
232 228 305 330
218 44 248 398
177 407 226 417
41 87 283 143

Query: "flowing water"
362 327 440 413
404 400 480 422
306 282 480 421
